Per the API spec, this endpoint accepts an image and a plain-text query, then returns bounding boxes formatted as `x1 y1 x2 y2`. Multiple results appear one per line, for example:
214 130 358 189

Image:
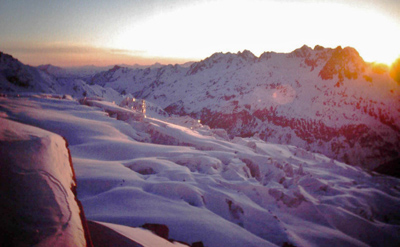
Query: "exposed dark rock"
282 242 297 247
373 158 400 178
141 223 169 240
87 221 142 247
191 241 205 247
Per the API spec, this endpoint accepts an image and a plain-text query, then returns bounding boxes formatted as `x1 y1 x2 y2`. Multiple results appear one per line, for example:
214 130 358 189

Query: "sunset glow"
1 0 399 66
110 1 400 65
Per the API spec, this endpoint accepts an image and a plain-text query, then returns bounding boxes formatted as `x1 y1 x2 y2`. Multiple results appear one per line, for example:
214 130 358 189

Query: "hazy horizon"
4 44 396 69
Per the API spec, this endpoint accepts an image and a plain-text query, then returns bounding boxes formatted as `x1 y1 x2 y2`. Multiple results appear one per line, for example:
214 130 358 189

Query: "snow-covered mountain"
86 45 400 170
1 94 399 247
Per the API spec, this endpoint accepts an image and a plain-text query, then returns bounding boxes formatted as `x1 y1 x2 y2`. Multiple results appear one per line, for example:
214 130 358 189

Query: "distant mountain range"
1 46 399 171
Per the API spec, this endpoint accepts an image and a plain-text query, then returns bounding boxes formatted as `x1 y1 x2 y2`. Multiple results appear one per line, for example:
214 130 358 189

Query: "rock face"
0 118 91 247
87 45 400 170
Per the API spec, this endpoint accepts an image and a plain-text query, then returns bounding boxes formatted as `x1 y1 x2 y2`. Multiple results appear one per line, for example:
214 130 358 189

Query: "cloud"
0 42 190 67
108 48 148 56
1 42 136 55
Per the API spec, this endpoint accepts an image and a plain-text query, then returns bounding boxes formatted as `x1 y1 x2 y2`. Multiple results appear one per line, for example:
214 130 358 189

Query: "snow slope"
1 94 399 247
87 45 400 169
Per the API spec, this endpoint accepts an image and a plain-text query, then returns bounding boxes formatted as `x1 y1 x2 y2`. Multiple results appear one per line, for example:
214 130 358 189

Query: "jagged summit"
289 44 314 58
189 45 365 72
197 48 274 64
110 65 123 72
238 49 257 61
319 46 366 86
314 44 325 50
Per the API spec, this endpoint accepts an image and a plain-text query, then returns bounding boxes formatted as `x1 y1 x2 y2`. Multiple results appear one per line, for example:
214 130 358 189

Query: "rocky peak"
0 51 35 89
110 65 122 72
289 45 313 58
258 51 277 61
89 65 126 86
286 45 334 71
0 51 22 70
314 45 325 51
106 65 130 75
238 50 257 61
188 50 259 75
187 52 233 75
319 46 366 86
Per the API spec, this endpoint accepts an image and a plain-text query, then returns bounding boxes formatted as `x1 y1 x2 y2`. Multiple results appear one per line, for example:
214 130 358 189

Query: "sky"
1 0 400 67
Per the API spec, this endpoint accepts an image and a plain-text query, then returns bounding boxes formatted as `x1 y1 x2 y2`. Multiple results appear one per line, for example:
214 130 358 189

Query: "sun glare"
105 0 400 65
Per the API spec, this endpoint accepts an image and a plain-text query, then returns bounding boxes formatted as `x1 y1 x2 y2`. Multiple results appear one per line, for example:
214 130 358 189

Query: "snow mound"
0 118 90 247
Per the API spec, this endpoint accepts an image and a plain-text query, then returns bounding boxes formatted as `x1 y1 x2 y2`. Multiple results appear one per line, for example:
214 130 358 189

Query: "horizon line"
1 44 398 68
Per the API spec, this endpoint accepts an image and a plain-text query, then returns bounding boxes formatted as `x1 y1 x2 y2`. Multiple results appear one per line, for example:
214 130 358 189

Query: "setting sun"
107 0 400 65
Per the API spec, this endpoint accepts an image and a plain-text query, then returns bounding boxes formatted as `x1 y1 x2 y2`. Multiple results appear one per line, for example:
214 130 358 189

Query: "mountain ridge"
1 46 399 170
84 45 400 169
